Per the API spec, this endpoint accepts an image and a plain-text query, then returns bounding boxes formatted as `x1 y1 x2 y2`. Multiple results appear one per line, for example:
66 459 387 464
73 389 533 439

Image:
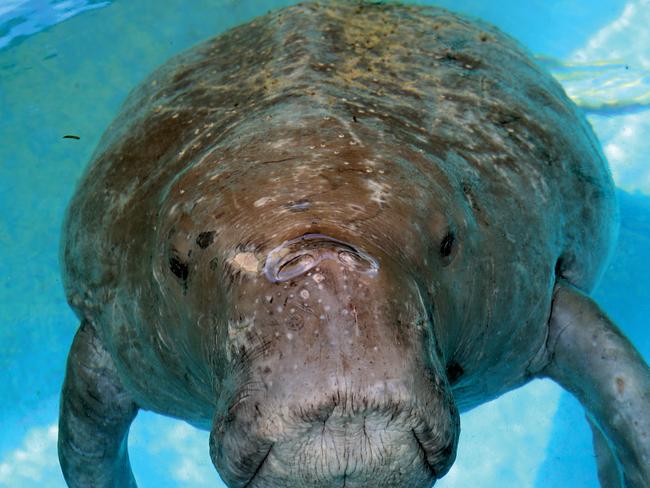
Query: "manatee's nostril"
338 251 357 266
277 253 316 281
263 233 379 283
338 250 376 273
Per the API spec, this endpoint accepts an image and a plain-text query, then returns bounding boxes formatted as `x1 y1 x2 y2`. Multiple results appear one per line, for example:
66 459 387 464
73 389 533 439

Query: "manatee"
58 2 650 487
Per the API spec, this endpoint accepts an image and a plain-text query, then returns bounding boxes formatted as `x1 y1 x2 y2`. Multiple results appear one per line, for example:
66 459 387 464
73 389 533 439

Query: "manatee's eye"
439 231 455 258
196 231 215 249
168 250 189 281
445 361 464 385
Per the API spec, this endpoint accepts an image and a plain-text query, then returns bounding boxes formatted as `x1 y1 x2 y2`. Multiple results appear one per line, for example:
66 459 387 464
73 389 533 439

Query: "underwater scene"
1 0 649 486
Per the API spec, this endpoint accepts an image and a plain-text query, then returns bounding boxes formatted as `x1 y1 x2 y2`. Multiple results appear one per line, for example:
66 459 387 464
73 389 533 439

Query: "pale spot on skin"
231 252 260 273
269 138 293 149
227 317 256 358
228 317 254 334
366 179 391 204
615 376 626 395
254 196 274 207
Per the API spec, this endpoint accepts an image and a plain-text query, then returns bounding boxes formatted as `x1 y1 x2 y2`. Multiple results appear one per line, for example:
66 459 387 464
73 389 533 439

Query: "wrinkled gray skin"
58 2 650 487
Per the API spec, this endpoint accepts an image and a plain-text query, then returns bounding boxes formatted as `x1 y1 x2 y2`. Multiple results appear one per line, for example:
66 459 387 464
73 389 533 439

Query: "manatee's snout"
212 392 456 488
211 234 459 488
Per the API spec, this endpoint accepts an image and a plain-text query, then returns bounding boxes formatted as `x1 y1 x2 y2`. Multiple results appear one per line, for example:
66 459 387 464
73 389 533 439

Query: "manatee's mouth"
211 400 457 488
412 429 442 479
242 443 274 487
244 429 439 488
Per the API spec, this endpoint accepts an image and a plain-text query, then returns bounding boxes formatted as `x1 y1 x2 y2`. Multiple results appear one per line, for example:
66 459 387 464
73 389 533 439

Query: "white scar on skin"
366 179 391 204
269 138 294 150
227 316 256 363
254 196 275 207
231 252 260 273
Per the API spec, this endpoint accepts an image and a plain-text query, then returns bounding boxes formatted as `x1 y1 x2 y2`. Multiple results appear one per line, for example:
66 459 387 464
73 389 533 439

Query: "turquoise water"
1 1 649 486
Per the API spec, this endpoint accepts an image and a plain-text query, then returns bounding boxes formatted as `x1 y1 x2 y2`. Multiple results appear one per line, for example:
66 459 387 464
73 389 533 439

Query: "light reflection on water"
542 56 650 116
0 0 110 49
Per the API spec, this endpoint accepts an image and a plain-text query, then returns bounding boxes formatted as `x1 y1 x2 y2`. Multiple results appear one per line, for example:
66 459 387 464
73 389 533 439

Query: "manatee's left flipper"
58 321 139 488
541 282 650 487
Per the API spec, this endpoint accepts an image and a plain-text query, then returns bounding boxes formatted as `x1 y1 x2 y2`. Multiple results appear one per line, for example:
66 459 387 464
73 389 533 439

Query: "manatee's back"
62 1 616 305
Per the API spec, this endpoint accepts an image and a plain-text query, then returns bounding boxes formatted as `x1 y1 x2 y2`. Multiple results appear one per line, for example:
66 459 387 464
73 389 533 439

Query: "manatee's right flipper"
59 321 139 488
588 414 624 487
541 282 650 487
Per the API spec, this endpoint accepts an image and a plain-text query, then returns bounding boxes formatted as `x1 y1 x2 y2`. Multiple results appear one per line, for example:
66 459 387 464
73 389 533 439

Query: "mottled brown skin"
58 2 650 488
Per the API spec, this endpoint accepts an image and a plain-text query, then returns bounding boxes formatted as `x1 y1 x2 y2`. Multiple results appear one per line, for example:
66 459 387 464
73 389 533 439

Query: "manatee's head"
206 231 460 487
156 102 465 486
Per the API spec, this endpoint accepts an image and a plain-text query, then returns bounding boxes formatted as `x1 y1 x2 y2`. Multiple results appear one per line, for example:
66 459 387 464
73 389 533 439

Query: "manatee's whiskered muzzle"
210 388 458 488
